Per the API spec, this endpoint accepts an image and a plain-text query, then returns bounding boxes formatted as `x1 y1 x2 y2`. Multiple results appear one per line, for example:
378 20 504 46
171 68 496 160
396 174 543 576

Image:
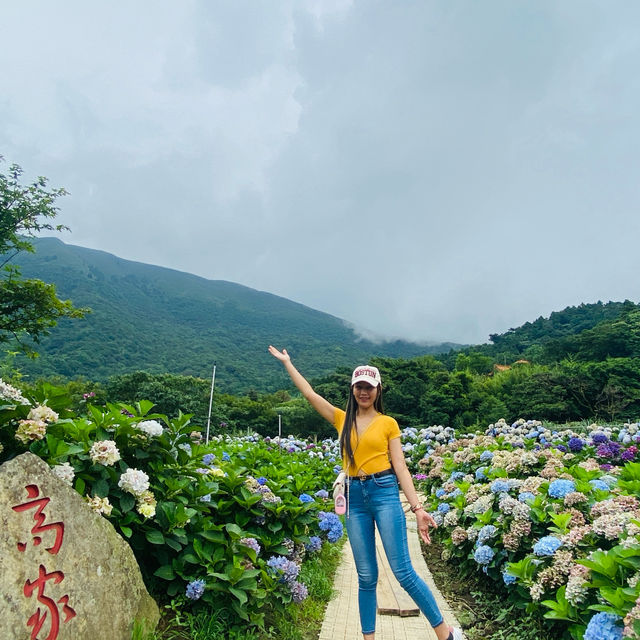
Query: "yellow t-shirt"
333 408 402 476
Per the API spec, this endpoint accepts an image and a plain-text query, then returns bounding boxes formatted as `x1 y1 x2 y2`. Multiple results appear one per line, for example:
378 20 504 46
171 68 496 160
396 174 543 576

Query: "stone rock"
0 452 159 640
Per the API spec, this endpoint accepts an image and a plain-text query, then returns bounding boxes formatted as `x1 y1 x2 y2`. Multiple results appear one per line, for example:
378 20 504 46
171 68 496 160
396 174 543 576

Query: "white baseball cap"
351 365 382 387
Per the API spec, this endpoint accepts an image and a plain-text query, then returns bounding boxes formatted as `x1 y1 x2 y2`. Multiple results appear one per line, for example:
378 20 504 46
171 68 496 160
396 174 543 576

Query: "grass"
136 540 345 640
420 538 566 640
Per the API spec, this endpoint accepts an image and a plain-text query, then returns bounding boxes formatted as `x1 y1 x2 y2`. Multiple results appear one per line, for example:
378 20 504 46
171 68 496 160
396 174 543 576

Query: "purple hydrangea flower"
567 437 585 452
267 555 300 584
290 580 309 603
315 489 329 499
240 537 261 555
592 433 609 444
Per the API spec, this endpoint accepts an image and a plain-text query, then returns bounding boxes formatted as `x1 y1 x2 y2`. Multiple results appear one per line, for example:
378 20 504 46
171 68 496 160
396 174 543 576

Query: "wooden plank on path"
375 530 419 617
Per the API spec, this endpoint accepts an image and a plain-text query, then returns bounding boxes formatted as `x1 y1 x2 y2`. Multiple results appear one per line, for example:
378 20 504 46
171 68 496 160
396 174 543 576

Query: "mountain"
12 237 459 392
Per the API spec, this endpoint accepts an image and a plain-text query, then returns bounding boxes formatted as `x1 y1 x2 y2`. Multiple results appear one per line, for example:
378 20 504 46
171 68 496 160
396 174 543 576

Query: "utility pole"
205 363 217 445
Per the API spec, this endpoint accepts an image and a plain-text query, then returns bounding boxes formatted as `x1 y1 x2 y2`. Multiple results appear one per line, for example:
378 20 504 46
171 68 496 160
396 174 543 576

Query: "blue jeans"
346 473 444 635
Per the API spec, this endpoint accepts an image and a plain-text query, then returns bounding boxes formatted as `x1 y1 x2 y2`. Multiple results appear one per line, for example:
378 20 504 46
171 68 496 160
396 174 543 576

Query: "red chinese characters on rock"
11 484 76 640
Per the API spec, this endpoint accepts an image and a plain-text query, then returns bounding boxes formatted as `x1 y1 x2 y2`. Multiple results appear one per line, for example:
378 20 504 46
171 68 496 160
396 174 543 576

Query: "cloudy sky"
2 1 639 345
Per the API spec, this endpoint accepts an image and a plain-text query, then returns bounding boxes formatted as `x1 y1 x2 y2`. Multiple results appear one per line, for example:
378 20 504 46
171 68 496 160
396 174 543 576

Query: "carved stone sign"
0 452 159 640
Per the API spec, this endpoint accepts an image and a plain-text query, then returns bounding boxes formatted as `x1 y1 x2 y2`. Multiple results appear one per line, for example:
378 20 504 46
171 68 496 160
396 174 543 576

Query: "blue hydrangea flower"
333 465 342 474
518 492 535 503
202 453 215 466
256 476 268 485
475 467 487 481
305 536 322 553
502 571 517 585
315 489 329 499
548 479 576 499
589 479 610 492
267 555 300 583
435 488 447 498
478 525 497 544
583 612 623 640
318 511 344 542
437 503 451 514
185 579 206 600
490 479 511 494
474 545 495 565
479 450 494 462
222 452 231 461
449 471 465 482
533 536 562 556
199 493 212 503
299 493 314 503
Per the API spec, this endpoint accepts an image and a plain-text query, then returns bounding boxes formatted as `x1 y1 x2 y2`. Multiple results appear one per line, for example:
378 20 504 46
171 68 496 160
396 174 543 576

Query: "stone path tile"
318 502 465 640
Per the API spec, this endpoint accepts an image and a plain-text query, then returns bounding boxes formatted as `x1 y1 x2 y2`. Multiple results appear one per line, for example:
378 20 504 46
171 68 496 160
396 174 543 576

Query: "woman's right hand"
268 345 291 362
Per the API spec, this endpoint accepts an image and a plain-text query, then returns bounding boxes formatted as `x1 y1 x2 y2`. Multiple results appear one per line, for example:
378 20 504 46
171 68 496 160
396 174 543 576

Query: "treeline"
29 300 640 436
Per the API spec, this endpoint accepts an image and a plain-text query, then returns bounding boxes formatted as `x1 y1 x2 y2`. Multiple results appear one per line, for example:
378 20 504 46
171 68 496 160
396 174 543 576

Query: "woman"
268 346 463 640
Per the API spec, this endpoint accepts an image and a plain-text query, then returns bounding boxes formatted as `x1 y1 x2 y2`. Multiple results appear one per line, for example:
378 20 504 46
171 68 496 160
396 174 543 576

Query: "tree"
0 156 86 354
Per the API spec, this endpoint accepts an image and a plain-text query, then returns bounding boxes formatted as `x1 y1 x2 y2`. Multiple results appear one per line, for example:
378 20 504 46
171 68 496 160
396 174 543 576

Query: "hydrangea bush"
412 417 640 640
0 379 344 632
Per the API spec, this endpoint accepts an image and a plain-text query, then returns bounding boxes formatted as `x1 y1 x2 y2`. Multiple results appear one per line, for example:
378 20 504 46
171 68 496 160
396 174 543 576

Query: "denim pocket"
372 472 397 488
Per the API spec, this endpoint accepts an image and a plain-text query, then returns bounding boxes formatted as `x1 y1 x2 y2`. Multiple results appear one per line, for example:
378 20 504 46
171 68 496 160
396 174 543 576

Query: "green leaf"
146 530 165 545
225 523 243 538
74 477 86 495
165 537 183 552
120 525 132 538
200 530 225 543
154 565 175 580
229 587 248 605
93 478 109 498
119 493 135 512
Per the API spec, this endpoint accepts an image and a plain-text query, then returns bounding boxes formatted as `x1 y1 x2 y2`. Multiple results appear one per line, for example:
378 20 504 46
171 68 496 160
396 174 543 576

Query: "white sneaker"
450 628 464 640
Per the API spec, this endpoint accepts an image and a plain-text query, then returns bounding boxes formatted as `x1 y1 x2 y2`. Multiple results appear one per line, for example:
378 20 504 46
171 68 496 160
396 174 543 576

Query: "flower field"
4 376 640 639
0 380 344 635
402 419 640 640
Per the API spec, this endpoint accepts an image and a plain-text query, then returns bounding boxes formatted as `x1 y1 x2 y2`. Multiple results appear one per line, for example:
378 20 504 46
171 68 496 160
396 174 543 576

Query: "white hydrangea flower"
85 495 113 516
136 420 164 437
28 405 59 423
51 462 75 485
118 468 150 496
90 440 121 466
15 420 47 444
136 490 157 518
0 378 30 405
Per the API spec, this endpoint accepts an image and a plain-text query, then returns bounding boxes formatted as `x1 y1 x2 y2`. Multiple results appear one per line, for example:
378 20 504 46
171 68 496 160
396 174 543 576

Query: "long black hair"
339 384 384 472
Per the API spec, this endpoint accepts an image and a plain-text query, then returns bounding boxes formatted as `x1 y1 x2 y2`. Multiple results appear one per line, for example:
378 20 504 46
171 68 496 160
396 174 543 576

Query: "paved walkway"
318 499 465 640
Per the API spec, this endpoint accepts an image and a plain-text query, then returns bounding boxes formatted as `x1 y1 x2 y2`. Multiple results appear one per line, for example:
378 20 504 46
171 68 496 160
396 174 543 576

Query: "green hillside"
13 237 458 392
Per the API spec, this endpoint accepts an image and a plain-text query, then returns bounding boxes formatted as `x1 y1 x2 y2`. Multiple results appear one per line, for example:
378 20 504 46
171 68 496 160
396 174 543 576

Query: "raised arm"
268 346 336 423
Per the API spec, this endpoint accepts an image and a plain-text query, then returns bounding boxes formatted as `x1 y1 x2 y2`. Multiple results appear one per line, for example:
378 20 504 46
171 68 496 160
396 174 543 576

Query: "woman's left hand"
415 509 438 545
